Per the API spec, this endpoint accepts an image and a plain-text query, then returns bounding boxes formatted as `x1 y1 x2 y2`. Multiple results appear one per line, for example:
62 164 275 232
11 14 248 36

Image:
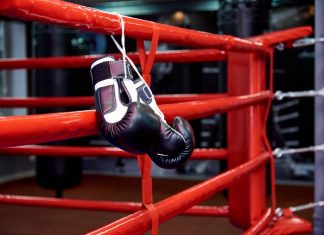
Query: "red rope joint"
136 23 160 235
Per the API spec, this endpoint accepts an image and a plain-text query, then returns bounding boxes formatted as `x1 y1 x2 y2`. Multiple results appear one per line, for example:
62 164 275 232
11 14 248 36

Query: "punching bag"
31 24 89 197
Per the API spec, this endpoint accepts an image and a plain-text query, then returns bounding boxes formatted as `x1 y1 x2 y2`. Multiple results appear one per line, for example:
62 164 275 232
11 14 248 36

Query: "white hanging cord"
290 201 324 213
276 37 324 50
110 13 127 78
293 37 324 48
274 86 324 100
110 13 145 81
110 13 165 120
275 201 324 217
273 142 324 158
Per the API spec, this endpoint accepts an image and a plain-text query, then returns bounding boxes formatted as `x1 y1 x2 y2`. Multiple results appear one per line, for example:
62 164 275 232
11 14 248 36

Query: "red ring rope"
0 145 228 160
87 153 269 235
0 0 271 54
0 49 227 70
0 94 227 107
0 92 271 147
0 194 228 217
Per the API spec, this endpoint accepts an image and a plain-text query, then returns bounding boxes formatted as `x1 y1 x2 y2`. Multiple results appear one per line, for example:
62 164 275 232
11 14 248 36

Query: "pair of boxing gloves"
90 57 195 169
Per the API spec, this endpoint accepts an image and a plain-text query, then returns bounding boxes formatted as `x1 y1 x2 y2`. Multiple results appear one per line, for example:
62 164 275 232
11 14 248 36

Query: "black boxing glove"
133 77 195 169
90 57 161 154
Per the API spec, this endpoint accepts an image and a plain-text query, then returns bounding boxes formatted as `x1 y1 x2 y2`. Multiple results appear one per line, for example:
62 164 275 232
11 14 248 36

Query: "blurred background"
0 0 319 234
0 0 316 188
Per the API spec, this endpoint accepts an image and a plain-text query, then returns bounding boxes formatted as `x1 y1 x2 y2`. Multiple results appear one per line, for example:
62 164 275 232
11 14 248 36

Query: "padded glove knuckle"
148 116 195 169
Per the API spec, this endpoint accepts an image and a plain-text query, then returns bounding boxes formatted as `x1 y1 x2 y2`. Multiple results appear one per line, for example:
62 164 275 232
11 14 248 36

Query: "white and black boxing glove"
133 76 195 169
90 57 161 154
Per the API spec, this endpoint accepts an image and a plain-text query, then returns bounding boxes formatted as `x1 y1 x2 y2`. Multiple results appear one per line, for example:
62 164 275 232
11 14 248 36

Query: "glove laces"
110 13 145 81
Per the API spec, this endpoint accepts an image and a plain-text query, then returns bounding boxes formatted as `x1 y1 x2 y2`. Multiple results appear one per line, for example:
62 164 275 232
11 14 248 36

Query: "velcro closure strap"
109 60 133 79
91 60 133 86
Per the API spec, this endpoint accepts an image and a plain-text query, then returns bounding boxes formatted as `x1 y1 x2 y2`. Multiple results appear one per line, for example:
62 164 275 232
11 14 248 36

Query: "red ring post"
227 52 270 228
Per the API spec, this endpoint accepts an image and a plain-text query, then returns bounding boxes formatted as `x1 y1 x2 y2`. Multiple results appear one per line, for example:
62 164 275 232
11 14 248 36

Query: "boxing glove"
133 77 195 169
90 57 161 154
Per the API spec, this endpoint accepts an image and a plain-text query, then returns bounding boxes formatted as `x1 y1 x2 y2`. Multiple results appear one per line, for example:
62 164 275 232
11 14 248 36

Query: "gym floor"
0 175 313 235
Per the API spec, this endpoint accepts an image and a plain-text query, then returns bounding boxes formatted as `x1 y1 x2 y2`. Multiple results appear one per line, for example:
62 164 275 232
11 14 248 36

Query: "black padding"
95 99 161 154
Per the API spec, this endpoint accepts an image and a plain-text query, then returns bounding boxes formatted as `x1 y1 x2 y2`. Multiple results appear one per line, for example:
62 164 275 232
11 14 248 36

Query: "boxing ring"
0 0 314 234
